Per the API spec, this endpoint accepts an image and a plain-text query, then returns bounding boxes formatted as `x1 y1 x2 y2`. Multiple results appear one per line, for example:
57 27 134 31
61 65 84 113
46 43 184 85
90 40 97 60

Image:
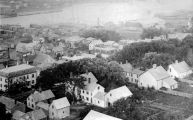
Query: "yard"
175 82 193 94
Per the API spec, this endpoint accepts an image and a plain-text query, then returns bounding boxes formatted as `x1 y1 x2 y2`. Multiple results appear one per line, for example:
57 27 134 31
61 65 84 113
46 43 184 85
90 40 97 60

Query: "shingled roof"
0 64 37 78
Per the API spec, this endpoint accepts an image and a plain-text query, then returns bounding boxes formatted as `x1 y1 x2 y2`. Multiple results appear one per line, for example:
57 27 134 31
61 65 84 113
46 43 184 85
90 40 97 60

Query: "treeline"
111 35 193 70
36 58 125 92
80 28 121 42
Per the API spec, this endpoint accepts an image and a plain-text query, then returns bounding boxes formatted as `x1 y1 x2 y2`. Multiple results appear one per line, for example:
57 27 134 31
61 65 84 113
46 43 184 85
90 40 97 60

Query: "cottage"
27 90 55 110
0 64 38 91
0 96 25 114
49 97 70 119
93 91 106 107
105 86 132 107
139 64 178 90
83 110 122 120
168 60 192 79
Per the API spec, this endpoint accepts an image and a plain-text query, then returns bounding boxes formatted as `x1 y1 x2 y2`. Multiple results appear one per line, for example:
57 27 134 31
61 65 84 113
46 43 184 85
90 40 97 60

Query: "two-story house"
49 97 70 119
0 64 38 91
168 60 192 79
27 90 55 110
80 72 105 104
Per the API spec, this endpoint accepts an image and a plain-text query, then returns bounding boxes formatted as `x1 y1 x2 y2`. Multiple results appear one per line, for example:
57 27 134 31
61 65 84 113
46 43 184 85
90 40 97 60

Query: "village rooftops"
108 85 133 100
36 102 49 110
30 90 55 103
52 97 70 110
83 110 122 120
12 110 25 120
120 63 132 73
0 96 25 112
147 65 170 81
0 64 37 78
21 109 47 120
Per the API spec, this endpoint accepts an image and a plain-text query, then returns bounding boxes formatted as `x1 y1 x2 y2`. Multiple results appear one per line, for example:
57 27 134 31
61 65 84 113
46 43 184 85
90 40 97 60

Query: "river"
1 2 191 27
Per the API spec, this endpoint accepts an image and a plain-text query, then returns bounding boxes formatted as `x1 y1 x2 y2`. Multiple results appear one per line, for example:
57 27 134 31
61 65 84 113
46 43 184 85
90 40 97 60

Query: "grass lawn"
175 82 193 94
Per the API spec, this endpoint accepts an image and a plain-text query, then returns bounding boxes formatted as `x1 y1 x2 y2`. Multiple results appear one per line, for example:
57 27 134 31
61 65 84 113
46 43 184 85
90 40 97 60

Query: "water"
1 1 192 27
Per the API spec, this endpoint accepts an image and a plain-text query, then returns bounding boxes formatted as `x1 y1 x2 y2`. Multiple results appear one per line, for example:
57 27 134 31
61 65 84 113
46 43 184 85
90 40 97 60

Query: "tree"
80 29 121 42
0 102 6 119
106 98 144 120
141 27 167 39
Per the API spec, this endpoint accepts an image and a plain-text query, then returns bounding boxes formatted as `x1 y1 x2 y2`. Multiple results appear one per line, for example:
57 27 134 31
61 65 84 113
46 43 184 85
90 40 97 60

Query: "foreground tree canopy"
36 58 125 92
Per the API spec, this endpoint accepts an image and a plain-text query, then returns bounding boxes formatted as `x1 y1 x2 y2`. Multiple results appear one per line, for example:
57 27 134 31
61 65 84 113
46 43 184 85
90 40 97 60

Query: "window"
87 91 89 95
110 93 112 96
32 104 34 108
5 79 8 83
83 90 84 93
32 80 35 84
88 78 91 83
27 75 29 79
98 101 100 104
0 78 2 81
98 86 100 90
0 84 2 87
86 97 89 101
32 74 34 78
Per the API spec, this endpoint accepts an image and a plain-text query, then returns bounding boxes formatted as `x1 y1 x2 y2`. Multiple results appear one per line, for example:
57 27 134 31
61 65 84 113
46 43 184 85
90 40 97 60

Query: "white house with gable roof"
168 60 192 79
105 86 132 107
84 110 123 120
80 72 105 104
49 97 70 119
139 64 178 90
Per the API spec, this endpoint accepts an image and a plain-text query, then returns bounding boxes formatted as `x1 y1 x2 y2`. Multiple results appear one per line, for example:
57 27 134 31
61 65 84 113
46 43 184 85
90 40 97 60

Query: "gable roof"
83 110 122 120
0 64 36 78
81 72 98 84
12 110 25 120
93 92 106 101
33 53 56 65
131 69 144 75
0 96 25 111
163 77 177 86
170 61 192 74
147 66 169 81
36 102 49 110
107 86 133 100
30 90 55 103
120 63 132 73
21 109 47 120
52 97 70 110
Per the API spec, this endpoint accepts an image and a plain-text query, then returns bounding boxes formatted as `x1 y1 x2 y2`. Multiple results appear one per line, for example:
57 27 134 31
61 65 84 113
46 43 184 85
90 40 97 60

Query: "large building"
0 64 37 91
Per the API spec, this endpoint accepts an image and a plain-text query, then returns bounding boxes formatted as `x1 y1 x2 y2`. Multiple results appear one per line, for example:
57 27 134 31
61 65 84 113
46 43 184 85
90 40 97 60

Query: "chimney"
126 60 128 64
175 60 178 64
153 64 157 69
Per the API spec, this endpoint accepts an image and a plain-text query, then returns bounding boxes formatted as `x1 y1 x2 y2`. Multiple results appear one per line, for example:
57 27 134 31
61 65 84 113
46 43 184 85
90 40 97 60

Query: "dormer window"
110 93 112 96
